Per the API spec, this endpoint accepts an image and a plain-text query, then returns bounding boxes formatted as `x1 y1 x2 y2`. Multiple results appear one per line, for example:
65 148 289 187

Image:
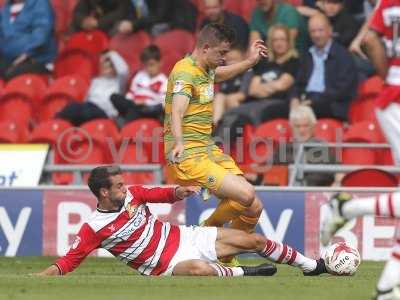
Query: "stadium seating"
251 119 291 165
160 49 184 74
120 118 164 163
342 121 382 165
65 30 109 57
348 97 377 124
341 168 398 187
0 120 29 143
109 31 151 74
120 119 164 184
54 49 97 83
0 74 47 125
39 75 89 122
357 75 384 99
154 30 195 74
30 119 74 184
314 118 344 142
80 119 121 163
154 29 195 56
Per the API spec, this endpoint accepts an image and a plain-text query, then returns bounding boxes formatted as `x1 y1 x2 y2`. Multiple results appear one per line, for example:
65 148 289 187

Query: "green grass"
0 257 384 300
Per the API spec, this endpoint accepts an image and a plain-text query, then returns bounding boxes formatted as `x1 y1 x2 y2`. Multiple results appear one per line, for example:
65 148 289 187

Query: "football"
324 242 361 276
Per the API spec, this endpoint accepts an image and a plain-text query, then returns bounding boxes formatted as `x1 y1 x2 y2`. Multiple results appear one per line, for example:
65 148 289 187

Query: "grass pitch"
0 257 383 300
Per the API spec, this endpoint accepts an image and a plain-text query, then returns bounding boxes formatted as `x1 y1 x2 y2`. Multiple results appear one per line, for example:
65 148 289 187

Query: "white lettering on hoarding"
0 207 31 256
57 202 92 256
258 209 293 242
362 216 395 261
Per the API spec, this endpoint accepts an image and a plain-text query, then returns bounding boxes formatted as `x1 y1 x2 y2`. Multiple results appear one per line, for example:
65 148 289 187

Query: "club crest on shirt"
107 224 116 232
125 203 138 218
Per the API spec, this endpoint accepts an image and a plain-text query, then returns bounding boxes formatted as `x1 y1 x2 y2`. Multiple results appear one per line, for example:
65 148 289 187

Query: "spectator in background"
214 25 300 143
274 105 336 186
111 45 167 123
212 48 250 126
247 24 299 121
57 51 129 126
250 0 307 52
72 0 135 35
118 0 198 36
0 0 57 80
320 0 359 48
290 13 357 121
200 0 249 51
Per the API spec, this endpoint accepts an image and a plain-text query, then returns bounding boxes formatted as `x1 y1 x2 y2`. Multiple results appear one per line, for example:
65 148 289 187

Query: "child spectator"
111 45 167 123
57 51 129 126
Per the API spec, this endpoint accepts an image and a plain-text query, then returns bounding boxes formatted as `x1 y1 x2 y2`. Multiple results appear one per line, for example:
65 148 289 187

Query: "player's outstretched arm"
215 40 268 83
34 265 61 276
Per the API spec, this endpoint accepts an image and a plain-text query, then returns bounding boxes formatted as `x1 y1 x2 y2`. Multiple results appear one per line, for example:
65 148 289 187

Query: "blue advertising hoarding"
186 191 305 253
0 191 43 256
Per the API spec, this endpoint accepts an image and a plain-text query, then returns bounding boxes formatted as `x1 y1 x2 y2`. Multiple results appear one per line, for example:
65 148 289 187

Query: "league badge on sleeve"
173 80 184 93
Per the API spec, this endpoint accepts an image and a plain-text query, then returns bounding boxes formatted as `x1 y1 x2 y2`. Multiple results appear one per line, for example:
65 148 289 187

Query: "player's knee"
239 184 255 206
246 197 263 218
188 262 215 276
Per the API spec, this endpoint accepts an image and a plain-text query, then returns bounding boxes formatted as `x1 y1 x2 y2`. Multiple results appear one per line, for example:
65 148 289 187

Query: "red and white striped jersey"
55 186 181 276
370 0 400 107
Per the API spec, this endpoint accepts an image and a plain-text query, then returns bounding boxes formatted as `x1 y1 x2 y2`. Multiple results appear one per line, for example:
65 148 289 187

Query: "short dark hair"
197 23 236 48
88 165 122 198
140 45 161 63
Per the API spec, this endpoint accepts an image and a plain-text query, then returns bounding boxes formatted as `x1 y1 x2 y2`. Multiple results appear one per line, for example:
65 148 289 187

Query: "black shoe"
241 263 277 276
303 258 328 276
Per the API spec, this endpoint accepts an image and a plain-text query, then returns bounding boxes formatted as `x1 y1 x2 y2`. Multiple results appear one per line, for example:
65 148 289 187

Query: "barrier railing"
289 142 398 186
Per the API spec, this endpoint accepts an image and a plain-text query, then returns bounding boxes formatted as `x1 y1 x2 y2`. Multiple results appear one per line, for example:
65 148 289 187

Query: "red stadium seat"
154 30 195 56
30 119 73 143
0 79 4 97
348 97 377 124
254 119 291 142
110 31 151 74
30 119 74 184
160 50 184 74
65 30 109 57
120 144 155 185
341 168 398 187
80 119 120 163
342 121 382 165
2 74 47 106
357 76 384 99
121 118 162 141
0 120 29 143
0 74 47 125
240 0 257 21
39 75 89 122
251 119 291 164
315 118 344 142
54 49 97 82
120 118 163 163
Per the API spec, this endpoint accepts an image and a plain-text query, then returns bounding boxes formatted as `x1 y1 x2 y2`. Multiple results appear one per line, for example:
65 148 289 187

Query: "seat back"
341 168 398 187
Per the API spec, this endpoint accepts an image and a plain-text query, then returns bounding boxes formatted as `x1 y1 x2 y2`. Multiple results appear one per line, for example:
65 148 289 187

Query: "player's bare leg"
215 228 326 276
203 174 256 228
171 259 276 277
